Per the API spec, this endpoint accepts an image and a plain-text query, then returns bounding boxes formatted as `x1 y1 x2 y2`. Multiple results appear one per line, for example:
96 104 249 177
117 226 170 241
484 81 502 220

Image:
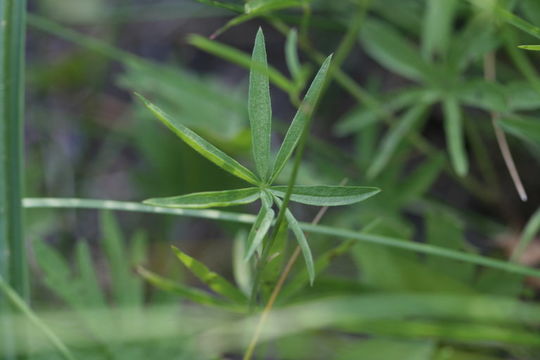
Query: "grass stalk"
1 0 28 358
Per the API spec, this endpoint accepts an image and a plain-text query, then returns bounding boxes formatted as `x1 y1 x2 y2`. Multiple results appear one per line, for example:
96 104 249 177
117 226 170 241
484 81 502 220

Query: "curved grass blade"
24 198 540 279
270 185 380 206
273 197 315 284
188 35 295 94
271 55 333 182
367 103 430 179
135 93 260 185
0 275 76 360
443 97 468 176
144 188 260 209
244 192 275 261
172 246 247 304
136 266 240 310
249 29 272 181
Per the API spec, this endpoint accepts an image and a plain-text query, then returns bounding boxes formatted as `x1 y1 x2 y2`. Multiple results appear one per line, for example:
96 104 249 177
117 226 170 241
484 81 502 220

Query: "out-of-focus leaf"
232 230 253 296
75 241 106 308
443 97 468 176
144 188 260 209
395 153 444 205
511 207 540 262
136 93 260 185
172 246 247 304
336 339 434 360
285 29 302 82
498 115 540 144
244 192 274 260
270 185 380 206
360 18 432 81
422 0 458 59
505 81 540 111
456 80 507 113
367 103 430 179
249 28 272 181
244 0 306 14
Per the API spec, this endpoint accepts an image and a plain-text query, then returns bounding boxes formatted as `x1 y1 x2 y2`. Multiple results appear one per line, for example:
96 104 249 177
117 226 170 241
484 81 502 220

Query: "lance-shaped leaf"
135 93 260 185
270 185 380 206
143 188 260 209
443 97 468 176
285 29 302 82
271 55 333 182
172 246 248 304
273 197 315 284
249 28 272 181
244 191 274 261
137 266 238 310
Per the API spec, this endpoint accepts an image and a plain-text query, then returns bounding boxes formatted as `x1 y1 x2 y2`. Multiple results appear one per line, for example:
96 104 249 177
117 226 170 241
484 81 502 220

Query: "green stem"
1 1 28 358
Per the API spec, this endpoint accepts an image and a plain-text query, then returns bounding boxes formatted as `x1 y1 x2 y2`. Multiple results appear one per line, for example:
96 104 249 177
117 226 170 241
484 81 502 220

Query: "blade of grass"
23 198 540 279
1 1 27 358
172 246 248 305
0 275 76 360
249 29 272 181
135 93 260 185
144 188 261 209
511 208 540 262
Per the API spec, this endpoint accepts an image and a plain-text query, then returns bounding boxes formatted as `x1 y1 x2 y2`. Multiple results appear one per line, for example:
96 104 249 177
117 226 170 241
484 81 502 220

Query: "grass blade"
135 93 260 185
443 97 468 176
249 29 272 181
172 246 247 304
144 188 260 209
367 103 430 179
511 207 540 262
271 55 333 182
0 275 76 360
244 192 275 261
136 266 239 310
188 34 295 94
270 185 380 206
1 3 28 356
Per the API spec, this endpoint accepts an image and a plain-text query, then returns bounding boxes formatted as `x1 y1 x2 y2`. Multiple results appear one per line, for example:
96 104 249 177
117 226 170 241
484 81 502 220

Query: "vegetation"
1 0 540 359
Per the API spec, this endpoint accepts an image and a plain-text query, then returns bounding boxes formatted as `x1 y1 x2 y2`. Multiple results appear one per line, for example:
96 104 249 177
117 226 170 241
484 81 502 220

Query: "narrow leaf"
172 246 247 304
271 55 333 182
511 207 540 262
137 266 238 310
273 197 315 284
498 115 540 144
518 45 540 51
144 188 260 209
270 185 380 206
249 28 272 181
244 0 306 14
135 93 260 185
232 230 253 296
244 192 274 260
285 29 302 81
443 97 468 176
367 103 430 179
75 241 106 308
422 0 457 59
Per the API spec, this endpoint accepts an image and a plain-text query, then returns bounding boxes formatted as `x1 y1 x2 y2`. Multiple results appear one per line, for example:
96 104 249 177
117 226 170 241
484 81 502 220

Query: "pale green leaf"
285 28 302 81
518 45 540 51
245 0 305 13
137 266 238 310
249 28 272 181
271 55 333 182
172 246 247 304
367 103 430 179
232 230 253 296
244 192 275 261
144 188 260 209
443 97 468 176
498 115 540 144
270 185 380 206
360 18 431 81
135 93 260 185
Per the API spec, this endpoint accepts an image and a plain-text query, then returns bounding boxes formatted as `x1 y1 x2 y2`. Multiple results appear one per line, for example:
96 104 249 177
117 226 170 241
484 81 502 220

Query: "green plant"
136 28 380 285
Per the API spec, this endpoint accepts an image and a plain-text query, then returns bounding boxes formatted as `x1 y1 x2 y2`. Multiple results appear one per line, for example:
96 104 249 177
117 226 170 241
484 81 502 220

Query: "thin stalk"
243 179 344 360
1 1 28 358
483 52 528 202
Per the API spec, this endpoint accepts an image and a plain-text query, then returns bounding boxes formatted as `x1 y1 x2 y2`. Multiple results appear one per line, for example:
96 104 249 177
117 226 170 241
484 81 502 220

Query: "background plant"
1 0 540 359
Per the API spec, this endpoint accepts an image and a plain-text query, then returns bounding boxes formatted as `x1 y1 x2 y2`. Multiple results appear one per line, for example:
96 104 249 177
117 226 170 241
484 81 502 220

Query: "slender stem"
243 182 339 360
1 1 28 358
483 52 528 202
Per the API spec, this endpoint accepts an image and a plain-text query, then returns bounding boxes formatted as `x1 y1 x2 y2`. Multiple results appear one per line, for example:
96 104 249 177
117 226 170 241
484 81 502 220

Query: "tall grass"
1 0 28 358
